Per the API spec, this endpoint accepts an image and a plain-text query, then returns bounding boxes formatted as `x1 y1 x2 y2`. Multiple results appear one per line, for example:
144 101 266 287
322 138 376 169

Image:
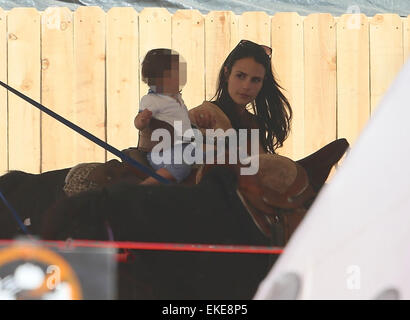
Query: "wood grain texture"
205 11 238 101
73 7 106 163
337 14 370 147
370 14 403 113
271 12 304 159
106 7 139 160
405 16 410 61
172 10 205 109
0 9 7 175
8 8 41 173
303 14 337 156
41 7 75 171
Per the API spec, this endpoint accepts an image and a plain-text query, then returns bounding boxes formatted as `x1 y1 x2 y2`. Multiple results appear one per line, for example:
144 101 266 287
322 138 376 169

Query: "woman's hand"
189 108 216 129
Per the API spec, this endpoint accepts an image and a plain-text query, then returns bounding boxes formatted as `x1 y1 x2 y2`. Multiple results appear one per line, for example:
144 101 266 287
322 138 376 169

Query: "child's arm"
134 109 175 144
134 109 153 130
149 118 176 145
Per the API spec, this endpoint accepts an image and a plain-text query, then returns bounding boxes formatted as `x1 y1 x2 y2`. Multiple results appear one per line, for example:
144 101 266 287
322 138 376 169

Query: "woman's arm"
190 102 267 153
189 101 232 131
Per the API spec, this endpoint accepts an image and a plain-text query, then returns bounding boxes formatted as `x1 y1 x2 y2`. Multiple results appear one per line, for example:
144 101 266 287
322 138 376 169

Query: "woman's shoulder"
242 110 261 129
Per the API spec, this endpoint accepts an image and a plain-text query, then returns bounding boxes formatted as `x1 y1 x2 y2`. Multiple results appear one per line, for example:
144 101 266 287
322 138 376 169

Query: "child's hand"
135 109 153 130
139 109 152 126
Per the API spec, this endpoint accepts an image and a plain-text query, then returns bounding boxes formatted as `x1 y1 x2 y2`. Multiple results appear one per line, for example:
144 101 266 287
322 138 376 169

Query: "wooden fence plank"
0 9 7 175
404 16 410 62
73 7 106 163
41 7 75 171
138 8 172 99
106 7 139 159
303 14 337 156
271 12 304 159
370 14 403 113
172 10 205 109
205 11 238 101
8 8 41 173
238 11 270 46
337 14 370 147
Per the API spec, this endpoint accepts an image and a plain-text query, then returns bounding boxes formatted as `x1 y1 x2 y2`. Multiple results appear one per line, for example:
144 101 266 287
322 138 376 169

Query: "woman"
189 40 292 155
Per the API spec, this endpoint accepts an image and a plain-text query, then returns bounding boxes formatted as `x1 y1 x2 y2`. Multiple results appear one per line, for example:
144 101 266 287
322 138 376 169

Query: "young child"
134 48 194 185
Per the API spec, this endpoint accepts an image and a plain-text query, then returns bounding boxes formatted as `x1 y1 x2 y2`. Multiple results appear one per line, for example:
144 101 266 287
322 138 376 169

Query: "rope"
0 190 31 236
0 81 170 185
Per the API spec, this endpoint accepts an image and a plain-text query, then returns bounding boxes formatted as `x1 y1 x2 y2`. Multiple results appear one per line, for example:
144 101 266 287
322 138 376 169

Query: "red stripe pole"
0 239 284 255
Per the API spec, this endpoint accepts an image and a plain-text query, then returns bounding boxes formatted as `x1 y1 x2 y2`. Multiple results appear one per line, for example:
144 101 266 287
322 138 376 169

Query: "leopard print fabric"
63 163 102 197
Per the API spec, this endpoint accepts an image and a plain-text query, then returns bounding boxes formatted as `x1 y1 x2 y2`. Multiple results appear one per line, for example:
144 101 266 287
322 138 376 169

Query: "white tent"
254 58 410 300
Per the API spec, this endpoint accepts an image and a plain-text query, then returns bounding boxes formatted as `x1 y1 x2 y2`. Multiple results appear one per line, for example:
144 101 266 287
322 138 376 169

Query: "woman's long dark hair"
212 40 292 154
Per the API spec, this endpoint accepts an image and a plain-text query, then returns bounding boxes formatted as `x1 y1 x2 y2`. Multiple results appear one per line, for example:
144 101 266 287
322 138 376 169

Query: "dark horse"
42 166 274 299
0 168 70 238
0 139 349 299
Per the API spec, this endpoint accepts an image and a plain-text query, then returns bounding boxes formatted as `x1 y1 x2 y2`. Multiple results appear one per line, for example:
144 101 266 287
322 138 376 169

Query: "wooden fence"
0 7 409 174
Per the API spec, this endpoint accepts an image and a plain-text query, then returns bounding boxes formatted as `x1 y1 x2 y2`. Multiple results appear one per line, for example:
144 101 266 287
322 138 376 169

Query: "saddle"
62 138 348 247
62 157 145 197
242 139 348 244
195 138 349 245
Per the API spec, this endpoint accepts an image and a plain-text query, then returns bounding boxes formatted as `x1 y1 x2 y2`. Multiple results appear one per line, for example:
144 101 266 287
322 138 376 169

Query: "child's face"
158 56 187 94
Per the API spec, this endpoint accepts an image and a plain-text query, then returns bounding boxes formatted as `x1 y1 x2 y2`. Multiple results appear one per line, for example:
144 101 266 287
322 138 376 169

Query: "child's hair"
141 48 180 86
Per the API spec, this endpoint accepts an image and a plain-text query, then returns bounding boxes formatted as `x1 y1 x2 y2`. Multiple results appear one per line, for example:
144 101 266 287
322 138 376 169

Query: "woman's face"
225 57 266 108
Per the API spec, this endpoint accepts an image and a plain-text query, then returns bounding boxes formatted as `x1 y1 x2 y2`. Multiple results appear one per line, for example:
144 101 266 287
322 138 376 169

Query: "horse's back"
0 170 35 196
0 168 71 239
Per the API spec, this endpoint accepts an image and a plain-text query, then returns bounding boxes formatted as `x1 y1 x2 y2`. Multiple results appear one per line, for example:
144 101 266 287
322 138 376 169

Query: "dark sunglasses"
237 39 272 59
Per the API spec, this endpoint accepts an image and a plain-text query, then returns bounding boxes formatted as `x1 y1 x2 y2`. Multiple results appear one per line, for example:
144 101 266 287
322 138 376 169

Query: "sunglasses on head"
237 39 272 59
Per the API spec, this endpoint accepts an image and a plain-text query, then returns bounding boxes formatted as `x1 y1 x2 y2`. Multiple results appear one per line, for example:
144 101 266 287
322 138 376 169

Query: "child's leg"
143 147 191 185
140 168 176 185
